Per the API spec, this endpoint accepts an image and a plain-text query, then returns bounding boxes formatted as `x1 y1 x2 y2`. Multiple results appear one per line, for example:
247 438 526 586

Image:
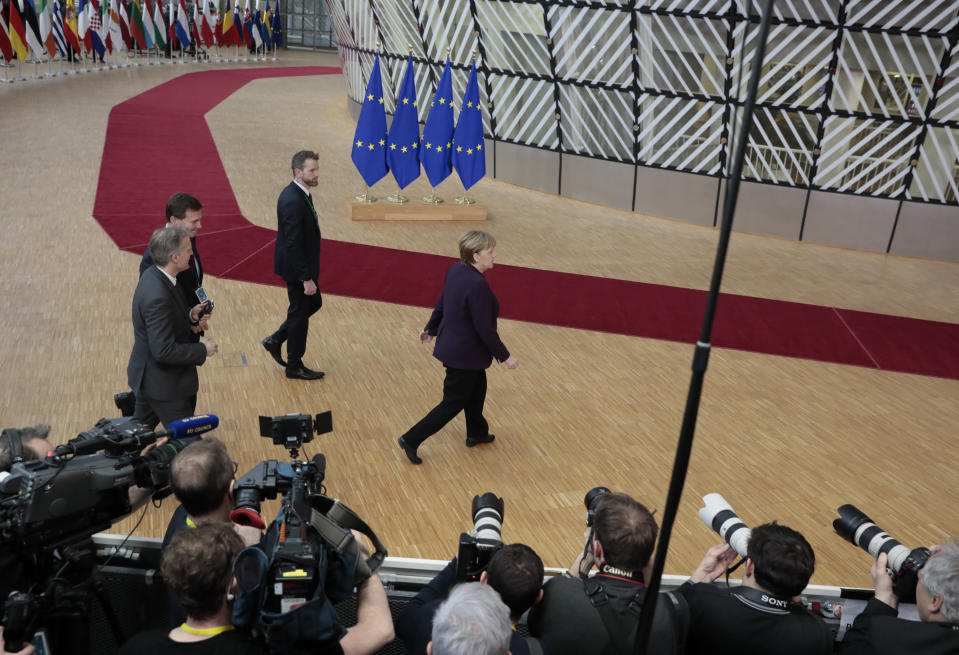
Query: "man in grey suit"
128 227 218 429
262 150 325 381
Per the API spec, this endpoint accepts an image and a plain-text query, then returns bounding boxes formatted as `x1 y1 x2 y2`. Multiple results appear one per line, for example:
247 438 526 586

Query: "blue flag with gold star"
351 54 389 187
452 61 486 191
421 59 454 187
387 55 421 189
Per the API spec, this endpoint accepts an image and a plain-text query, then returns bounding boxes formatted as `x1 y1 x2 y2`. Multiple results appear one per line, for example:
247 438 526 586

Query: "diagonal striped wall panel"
548 5 632 88
908 126 959 204
767 0 841 24
326 0 357 51
845 0 959 32
340 0 378 51
477 1 551 77
558 84 634 162
815 116 921 196
416 0 479 67
341 47 367 102
636 12 728 98
639 0 735 13
931 40 959 122
637 96 724 174
832 29 948 120
733 107 820 186
733 21 835 110
489 73 558 149
372 0 426 60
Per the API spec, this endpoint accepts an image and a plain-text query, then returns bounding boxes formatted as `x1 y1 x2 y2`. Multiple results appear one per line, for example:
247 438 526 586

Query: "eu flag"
421 58 454 187
269 0 281 46
387 55 420 189
452 61 486 190
351 54 389 188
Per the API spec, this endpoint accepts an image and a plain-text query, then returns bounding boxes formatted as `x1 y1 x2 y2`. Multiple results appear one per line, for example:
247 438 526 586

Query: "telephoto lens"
832 504 930 603
584 486 611 527
698 493 751 557
471 492 505 547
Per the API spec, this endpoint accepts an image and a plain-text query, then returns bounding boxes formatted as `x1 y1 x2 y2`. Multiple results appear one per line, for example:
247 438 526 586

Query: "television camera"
0 414 218 653
229 411 388 652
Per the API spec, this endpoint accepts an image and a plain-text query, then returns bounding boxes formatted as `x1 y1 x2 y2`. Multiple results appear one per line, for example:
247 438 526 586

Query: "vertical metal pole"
631 1 776 653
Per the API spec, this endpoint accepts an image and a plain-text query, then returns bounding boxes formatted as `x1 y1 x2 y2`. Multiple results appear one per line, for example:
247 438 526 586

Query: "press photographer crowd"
0 412 957 654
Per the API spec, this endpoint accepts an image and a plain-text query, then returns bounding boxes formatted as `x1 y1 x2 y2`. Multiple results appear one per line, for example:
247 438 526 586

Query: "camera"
584 486 611 527
230 411 388 651
0 416 211 549
456 492 504 582
698 493 752 557
0 414 216 652
833 504 931 603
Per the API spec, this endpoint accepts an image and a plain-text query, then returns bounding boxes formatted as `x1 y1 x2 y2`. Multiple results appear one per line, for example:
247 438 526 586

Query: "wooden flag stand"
346 198 486 221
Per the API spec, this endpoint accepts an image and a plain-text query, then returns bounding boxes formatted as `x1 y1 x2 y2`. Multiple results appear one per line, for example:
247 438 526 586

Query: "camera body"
833 504 931 603
456 492 505 582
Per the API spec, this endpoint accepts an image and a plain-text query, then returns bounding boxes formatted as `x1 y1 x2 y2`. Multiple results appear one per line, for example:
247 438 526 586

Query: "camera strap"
585 577 688 655
306 497 387 581
585 578 643 655
729 585 797 613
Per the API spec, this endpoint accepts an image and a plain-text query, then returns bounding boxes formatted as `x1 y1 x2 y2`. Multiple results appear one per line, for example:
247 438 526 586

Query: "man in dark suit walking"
139 192 205 309
128 227 218 429
262 150 325 381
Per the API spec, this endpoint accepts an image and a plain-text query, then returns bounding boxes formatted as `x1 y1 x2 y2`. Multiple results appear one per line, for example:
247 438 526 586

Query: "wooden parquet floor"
1 51 956 589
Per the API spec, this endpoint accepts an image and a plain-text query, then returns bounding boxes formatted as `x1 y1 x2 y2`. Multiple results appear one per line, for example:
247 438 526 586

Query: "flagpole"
1 61 12 83
16 55 26 80
45 53 55 77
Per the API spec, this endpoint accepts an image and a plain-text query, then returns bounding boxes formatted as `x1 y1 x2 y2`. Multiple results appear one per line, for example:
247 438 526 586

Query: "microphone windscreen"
166 414 220 439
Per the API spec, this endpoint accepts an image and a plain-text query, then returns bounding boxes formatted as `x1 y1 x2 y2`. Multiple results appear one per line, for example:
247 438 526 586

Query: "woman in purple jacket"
397 230 519 465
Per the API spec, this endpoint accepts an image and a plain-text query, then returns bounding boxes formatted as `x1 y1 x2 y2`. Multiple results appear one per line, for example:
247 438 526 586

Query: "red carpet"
93 68 959 381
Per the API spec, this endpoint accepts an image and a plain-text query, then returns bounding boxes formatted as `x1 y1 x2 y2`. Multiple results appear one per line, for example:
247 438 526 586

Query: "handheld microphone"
158 414 220 440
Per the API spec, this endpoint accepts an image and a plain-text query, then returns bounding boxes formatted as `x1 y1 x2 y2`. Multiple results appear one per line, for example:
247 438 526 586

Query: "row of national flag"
0 0 282 63
351 54 487 192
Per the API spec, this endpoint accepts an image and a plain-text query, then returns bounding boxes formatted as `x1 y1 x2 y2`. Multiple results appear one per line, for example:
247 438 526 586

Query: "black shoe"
466 433 495 447
285 365 325 380
397 437 422 464
262 337 286 367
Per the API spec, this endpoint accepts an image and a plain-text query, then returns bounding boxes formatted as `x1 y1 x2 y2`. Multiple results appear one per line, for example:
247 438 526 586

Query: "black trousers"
270 281 323 370
133 392 197 430
401 367 489 449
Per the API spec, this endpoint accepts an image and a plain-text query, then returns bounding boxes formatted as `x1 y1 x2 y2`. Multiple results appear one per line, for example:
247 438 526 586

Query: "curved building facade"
326 1 959 261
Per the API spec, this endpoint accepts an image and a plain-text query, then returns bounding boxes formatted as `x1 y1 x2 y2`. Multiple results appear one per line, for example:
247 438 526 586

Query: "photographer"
119 522 265 654
396 543 545 655
840 540 959 654
527 492 687 654
428 583 513 655
163 438 261 547
677 522 832 655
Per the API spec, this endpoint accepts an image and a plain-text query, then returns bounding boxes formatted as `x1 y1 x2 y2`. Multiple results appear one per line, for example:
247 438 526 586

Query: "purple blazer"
425 262 510 370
